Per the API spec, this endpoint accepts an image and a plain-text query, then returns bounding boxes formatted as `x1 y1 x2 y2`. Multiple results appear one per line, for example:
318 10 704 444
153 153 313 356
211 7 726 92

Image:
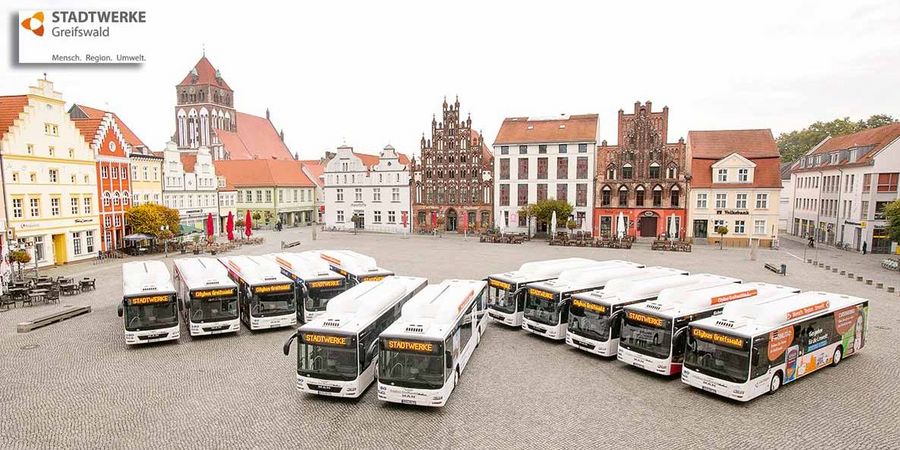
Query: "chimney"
266 108 270 121
279 129 284 141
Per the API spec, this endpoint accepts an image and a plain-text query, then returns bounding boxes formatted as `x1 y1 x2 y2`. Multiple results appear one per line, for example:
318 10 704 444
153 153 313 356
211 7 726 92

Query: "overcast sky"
3 0 899 160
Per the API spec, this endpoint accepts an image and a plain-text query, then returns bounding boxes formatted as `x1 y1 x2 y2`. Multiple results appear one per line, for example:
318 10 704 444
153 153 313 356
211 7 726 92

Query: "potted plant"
9 249 31 281
715 226 729 250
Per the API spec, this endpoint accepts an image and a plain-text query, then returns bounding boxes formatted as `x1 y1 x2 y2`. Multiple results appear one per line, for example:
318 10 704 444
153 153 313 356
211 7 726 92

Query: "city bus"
566 267 714 356
118 260 180 345
315 249 394 286
218 255 297 330
281 276 427 398
269 252 348 323
377 279 488 407
521 261 646 340
173 257 240 337
682 291 868 401
618 281 800 376
485 257 600 327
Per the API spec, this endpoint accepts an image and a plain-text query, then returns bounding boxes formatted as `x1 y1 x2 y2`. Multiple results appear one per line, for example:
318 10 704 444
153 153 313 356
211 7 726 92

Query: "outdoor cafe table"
29 289 49 303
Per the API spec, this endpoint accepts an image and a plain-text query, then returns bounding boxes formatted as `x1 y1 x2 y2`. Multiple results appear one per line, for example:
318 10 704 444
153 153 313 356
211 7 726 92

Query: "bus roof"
382 279 487 340
217 255 292 286
629 281 800 319
267 252 342 281
312 249 392 276
488 258 609 285
527 262 645 294
692 291 868 338
122 260 175 297
301 276 427 334
571 267 698 306
173 257 237 291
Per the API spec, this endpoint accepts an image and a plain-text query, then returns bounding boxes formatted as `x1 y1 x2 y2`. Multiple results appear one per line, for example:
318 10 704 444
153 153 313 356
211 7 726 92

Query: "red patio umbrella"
461 211 468 232
431 211 438 229
226 211 235 241
206 213 214 237
244 209 253 237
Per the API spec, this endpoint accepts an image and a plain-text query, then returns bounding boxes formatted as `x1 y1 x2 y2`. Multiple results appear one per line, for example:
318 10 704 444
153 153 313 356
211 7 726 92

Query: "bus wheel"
832 346 843 367
768 372 782 395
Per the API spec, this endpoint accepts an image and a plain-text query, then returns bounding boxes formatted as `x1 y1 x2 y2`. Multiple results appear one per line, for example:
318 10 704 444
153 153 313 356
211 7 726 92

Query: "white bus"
618 282 800 376
377 279 488 407
683 291 869 401
566 267 714 356
315 250 394 286
219 255 297 330
521 261 646 340
173 257 240 337
486 258 600 327
118 261 180 345
282 276 427 398
269 252 348 323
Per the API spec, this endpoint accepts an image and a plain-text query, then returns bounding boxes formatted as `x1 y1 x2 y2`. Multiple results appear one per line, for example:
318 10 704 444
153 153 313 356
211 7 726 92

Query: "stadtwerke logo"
21 11 45 37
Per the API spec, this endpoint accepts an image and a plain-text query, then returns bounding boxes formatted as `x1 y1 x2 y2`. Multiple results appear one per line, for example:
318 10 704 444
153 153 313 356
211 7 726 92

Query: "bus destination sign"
489 279 511 290
302 333 350 347
691 328 746 349
192 288 236 299
572 298 606 314
625 311 665 328
309 279 342 289
128 294 170 305
361 275 386 282
254 284 292 294
528 288 554 300
385 339 437 354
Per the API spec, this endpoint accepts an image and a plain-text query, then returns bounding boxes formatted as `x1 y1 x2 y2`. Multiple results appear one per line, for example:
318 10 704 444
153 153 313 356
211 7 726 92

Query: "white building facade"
162 142 220 234
789 123 900 253
323 145 411 233
492 114 599 234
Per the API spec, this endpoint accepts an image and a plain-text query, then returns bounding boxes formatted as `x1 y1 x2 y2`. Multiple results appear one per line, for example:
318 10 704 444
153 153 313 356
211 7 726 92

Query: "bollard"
865 279 873 285
832 268 838 273
876 282 883 289
857 276 863 282
825 265 831 270
889 287 896 293
848 272 854 278
807 258 813 263
840 270 846 275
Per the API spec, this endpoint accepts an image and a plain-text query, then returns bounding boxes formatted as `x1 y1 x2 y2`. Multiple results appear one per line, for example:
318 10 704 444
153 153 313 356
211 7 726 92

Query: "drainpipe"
0 146 10 291
814 170 823 242
835 169 843 247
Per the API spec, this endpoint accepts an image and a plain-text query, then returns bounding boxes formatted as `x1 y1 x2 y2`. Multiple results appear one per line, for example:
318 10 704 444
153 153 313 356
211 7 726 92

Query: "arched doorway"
638 211 658 237
446 209 458 231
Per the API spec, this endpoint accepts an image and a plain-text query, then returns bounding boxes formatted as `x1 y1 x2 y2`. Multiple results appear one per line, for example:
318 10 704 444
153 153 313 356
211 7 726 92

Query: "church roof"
178 56 231 91
215 111 293 160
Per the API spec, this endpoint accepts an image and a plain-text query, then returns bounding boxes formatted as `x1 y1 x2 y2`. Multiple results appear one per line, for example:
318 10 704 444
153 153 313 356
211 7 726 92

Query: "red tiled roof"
216 111 293 160
494 114 599 145
691 157 782 189
0 95 29 139
71 104 105 119
351 151 411 168
178 56 231 90
792 123 900 173
213 159 314 189
180 154 197 172
687 129 778 159
70 104 147 149
72 118 104 145
300 160 325 188
473 130 493 167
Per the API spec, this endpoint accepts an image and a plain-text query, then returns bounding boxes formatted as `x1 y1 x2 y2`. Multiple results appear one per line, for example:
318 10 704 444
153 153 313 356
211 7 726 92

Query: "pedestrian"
862 241 867 255
808 236 815 248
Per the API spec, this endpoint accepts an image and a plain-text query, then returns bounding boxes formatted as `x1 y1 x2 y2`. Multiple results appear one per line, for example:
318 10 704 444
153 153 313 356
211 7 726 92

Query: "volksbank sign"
18 10 149 64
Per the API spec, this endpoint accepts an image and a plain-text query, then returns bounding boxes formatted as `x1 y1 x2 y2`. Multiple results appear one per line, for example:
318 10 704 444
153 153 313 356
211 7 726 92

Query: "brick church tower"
174 55 236 159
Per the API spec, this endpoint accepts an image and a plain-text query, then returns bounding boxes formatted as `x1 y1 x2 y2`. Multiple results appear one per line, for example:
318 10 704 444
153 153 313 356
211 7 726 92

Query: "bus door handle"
283 331 298 356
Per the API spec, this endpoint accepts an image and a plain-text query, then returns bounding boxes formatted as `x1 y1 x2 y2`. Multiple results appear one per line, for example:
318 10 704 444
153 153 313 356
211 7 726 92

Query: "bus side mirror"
117 304 123 317
445 351 453 369
283 332 298 356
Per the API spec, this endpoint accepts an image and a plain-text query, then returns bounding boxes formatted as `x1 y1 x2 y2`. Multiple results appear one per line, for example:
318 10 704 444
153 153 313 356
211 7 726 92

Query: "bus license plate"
401 399 416 405
702 385 716 393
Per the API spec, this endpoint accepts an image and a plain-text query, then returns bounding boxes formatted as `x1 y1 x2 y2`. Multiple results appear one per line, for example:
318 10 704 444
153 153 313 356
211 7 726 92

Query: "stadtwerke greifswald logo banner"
18 9 149 64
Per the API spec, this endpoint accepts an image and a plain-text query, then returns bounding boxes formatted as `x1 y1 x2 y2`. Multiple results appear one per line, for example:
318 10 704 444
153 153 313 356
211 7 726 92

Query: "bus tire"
832 346 843 367
768 371 782 395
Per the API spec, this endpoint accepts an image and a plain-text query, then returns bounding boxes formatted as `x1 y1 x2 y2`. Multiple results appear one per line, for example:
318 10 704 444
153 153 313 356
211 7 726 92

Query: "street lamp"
160 225 170 258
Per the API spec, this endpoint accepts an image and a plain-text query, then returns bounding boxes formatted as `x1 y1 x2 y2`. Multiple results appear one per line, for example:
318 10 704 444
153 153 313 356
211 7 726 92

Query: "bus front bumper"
125 328 179 345
487 308 521 327
617 347 675 375
296 375 361 398
378 383 449 407
190 320 240 336
522 320 564 340
565 333 615 356
682 368 751 402
251 315 297 330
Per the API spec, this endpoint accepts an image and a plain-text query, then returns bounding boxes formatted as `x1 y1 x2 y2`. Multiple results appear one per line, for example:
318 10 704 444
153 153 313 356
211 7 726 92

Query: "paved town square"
1 229 898 449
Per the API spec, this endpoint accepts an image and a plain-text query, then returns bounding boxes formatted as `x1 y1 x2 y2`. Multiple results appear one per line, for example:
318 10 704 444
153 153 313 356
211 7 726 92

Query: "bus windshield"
252 291 295 317
298 332 358 381
684 328 751 383
523 291 560 326
488 283 517 314
190 294 238 323
568 299 611 341
124 295 178 331
620 311 672 359
379 340 445 390
306 284 344 312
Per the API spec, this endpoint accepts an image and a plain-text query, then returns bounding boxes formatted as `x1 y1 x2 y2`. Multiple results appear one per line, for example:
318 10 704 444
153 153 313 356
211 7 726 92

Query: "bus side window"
517 290 526 311
444 335 454 378
560 295 570 323
611 309 622 339
751 336 769 379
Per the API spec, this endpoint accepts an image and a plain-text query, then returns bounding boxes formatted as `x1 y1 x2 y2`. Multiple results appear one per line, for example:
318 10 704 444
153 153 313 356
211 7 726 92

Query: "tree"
9 249 31 280
529 199 575 232
884 200 900 244
566 219 578 233
126 203 180 238
777 114 897 163
716 226 729 250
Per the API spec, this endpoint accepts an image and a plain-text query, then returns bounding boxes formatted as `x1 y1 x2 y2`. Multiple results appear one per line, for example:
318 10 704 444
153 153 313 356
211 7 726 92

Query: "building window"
50 198 60 216
86 231 95 253
84 197 92 214
862 174 871 192
101 166 109 179
49 169 59 183
12 198 22 218
500 159 510 180
500 146 509 155
517 184 528 206
373 211 382 223
622 164 633 180
734 220 746 234
499 185 510 206
30 173 36 183
354 188 362 202
578 143 587 153
113 192 120 206
618 187 628 206
11 173 18 182
714 219 726 230
715 193 727 209
337 210 345 222
538 145 547 154
717 169 728 182
601 187 611 206
877 173 899 192
44 123 59 136
537 184 548 202
666 165 677 179
519 145 527 155
696 193 707 208
388 211 396 224
649 163 660 179
121 168 127 180
556 184 568 202
557 158 568 179
537 158 548 179
265 190 272 203
30 198 40 217
254 190 261 202
71 197 79 214
391 188 400 202
635 187 645 206
576 183 587 207
756 193 768 209
279 190 284 203
670 187 679 207
72 232 82 256
559 144 567 153
738 168 749 182
373 188 381 202
112 167 118 179
576 157 588 179
26 144 34 155
736 193 747 209
754 220 766 235
517 158 529 179
114 216 121 227
652 186 662 207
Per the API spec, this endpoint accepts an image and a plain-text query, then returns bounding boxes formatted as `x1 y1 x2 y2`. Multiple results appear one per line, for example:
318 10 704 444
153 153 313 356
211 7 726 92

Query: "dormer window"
738 168 748 183
717 169 728 182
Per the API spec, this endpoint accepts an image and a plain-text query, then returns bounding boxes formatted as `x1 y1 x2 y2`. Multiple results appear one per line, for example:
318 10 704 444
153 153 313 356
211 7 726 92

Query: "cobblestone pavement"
2 229 899 449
